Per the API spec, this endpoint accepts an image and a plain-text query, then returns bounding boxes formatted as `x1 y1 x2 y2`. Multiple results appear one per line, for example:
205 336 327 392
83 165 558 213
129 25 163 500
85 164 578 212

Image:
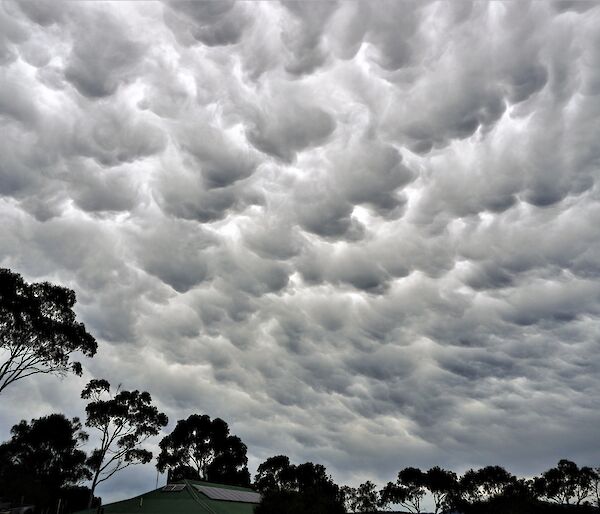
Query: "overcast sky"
1 0 600 504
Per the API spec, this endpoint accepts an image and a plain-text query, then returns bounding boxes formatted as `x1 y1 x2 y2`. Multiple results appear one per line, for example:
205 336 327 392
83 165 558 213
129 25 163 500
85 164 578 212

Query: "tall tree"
254 455 297 493
343 481 380 513
0 268 97 394
255 460 344 514
572 466 595 506
533 459 595 505
426 466 459 514
0 414 91 511
294 462 337 494
82 379 168 507
460 466 516 502
381 467 427 514
157 414 250 486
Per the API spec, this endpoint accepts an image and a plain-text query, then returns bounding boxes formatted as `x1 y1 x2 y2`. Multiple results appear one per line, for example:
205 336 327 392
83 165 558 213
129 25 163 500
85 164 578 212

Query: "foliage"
342 480 380 513
533 460 596 505
460 465 517 502
0 268 97 394
455 495 598 514
444 462 599 513
0 414 92 512
157 414 250 486
254 455 298 493
426 466 459 514
59 486 102 513
166 464 199 483
294 462 339 495
381 467 427 513
591 468 600 509
255 489 346 514
254 458 345 514
82 379 168 507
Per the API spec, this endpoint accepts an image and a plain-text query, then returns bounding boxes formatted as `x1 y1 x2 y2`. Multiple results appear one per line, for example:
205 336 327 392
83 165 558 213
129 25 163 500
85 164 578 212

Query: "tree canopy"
426 466 459 514
379 461 600 514
533 460 596 506
460 465 517 502
0 414 92 512
381 467 428 513
0 268 97 394
255 455 298 494
157 414 250 487
254 458 345 514
342 480 380 513
82 379 168 507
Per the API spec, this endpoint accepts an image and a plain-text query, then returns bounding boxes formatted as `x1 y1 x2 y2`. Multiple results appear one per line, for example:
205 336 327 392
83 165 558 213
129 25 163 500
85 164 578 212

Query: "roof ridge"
182 480 256 492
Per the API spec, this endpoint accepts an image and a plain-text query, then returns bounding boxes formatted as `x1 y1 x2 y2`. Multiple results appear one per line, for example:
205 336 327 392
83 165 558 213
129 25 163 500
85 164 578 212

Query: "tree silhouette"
0 414 91 511
460 466 516 502
533 460 595 505
342 481 380 513
255 459 344 514
591 468 600 509
255 455 297 493
426 466 459 514
381 467 427 513
294 462 338 494
82 379 168 507
157 414 250 486
256 488 345 514
0 268 97 394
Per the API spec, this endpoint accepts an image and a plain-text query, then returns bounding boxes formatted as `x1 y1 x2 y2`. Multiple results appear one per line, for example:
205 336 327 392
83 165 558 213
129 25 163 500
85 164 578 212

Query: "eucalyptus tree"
157 414 250 486
255 459 344 514
82 379 168 507
381 467 427 514
460 466 516 502
426 466 459 514
0 268 97 394
255 455 297 493
533 459 595 505
343 481 380 513
0 413 91 494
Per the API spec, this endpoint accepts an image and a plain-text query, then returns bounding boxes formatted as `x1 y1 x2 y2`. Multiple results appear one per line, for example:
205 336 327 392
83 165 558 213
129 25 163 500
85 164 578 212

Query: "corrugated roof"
75 480 259 514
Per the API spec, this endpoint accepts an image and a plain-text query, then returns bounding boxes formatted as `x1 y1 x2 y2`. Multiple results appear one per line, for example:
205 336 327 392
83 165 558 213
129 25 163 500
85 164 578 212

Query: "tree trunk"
88 477 99 509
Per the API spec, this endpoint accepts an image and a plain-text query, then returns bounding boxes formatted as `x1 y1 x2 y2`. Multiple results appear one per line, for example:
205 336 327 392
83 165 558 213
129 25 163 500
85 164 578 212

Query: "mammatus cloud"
1 0 600 504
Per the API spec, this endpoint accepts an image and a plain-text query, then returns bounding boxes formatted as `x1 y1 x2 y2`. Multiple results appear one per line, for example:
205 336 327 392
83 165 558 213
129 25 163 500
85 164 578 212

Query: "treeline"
337 462 600 513
249 457 600 514
1 268 599 514
0 380 167 513
0 387 257 513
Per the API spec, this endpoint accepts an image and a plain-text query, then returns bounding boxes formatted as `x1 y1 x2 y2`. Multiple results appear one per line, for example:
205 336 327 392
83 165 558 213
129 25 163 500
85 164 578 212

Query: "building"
76 480 260 514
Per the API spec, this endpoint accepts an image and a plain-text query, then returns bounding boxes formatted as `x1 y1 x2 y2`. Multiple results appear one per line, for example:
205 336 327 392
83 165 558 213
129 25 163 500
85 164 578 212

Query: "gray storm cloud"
1 0 600 503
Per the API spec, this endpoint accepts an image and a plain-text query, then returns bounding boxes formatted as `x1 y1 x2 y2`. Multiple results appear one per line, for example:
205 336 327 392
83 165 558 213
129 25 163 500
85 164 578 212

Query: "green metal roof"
76 480 258 514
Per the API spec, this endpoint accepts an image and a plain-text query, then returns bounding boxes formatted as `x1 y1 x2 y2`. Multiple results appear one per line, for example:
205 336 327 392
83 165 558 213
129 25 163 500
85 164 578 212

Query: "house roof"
76 480 259 514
